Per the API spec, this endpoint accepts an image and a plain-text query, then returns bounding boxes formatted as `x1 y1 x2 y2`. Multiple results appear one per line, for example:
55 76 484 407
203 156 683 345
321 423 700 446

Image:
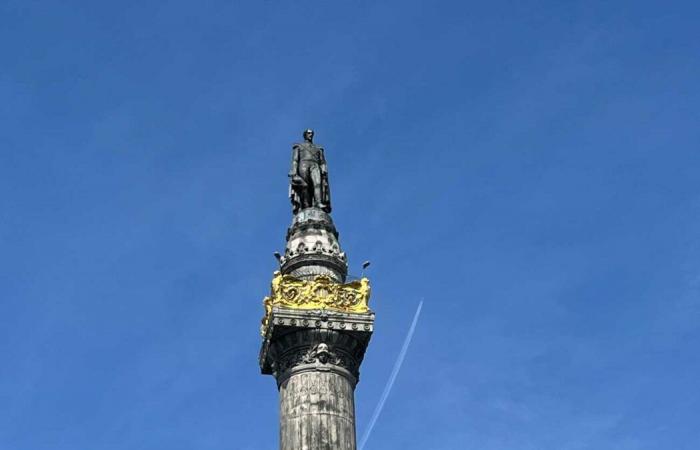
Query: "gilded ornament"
260 271 371 335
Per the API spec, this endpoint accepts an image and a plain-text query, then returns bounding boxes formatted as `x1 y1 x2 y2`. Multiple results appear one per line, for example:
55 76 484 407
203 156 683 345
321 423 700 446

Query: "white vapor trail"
358 300 423 450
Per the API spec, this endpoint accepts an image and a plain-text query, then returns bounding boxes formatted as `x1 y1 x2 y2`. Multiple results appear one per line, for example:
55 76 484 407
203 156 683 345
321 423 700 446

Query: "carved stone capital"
259 309 374 387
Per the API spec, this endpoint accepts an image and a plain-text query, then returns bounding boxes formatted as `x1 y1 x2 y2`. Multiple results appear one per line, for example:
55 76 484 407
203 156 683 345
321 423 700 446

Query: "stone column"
279 365 356 449
260 313 374 450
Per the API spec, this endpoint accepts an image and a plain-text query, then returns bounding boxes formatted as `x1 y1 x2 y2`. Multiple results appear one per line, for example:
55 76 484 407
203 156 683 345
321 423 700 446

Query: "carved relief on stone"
284 233 344 260
260 271 371 336
273 342 358 378
303 343 338 365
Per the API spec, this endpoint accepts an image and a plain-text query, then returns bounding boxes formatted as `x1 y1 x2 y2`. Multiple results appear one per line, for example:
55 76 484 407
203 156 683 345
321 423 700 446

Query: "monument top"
288 129 332 214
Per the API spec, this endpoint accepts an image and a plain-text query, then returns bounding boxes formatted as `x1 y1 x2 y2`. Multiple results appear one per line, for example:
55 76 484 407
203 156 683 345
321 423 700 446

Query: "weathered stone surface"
280 207 347 282
280 370 356 450
260 311 373 450
259 308 374 380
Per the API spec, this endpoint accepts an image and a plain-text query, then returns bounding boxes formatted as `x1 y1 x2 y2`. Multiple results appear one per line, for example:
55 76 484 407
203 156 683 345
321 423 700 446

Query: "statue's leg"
310 165 324 208
299 163 312 209
303 186 311 208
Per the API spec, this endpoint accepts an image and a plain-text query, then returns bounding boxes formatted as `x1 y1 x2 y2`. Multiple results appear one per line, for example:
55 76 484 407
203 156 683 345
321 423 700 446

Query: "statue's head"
303 129 314 143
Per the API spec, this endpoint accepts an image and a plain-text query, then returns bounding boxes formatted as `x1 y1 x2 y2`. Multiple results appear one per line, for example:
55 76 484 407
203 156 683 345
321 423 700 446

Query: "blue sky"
1 1 699 449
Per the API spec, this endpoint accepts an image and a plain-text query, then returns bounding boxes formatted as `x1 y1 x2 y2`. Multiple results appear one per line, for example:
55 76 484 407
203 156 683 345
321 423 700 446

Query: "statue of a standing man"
288 129 332 214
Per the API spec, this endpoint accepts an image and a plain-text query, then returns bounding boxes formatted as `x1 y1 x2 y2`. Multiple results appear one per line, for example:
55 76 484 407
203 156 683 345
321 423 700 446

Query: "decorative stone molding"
283 228 346 260
262 327 372 385
280 253 347 282
260 272 370 336
286 218 339 241
273 341 356 378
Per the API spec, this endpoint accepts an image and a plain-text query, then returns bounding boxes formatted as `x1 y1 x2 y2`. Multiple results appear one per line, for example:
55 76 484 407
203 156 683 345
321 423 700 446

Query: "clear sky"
1 1 699 449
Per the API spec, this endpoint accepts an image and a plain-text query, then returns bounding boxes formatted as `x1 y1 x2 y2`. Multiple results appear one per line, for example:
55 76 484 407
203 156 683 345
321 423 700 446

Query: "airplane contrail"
358 299 423 450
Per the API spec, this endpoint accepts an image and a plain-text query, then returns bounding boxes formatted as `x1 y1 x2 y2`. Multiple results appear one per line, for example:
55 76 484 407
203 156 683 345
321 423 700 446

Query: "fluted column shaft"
279 369 356 450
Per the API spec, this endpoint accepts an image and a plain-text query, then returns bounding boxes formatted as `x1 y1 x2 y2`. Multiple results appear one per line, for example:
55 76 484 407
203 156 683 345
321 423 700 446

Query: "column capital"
259 308 374 386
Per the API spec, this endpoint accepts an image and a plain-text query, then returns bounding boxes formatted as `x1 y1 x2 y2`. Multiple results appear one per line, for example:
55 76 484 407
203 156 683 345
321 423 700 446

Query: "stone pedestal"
280 208 347 282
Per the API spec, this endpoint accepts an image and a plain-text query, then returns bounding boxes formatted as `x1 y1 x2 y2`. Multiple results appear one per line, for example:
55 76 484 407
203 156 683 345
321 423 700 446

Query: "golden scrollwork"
261 271 371 335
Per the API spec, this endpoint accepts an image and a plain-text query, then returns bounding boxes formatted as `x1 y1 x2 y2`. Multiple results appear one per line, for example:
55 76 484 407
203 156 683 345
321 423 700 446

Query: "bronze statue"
288 129 331 214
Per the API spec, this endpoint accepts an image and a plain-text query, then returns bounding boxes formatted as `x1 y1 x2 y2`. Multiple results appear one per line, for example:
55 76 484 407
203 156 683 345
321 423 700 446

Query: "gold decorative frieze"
261 271 371 335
